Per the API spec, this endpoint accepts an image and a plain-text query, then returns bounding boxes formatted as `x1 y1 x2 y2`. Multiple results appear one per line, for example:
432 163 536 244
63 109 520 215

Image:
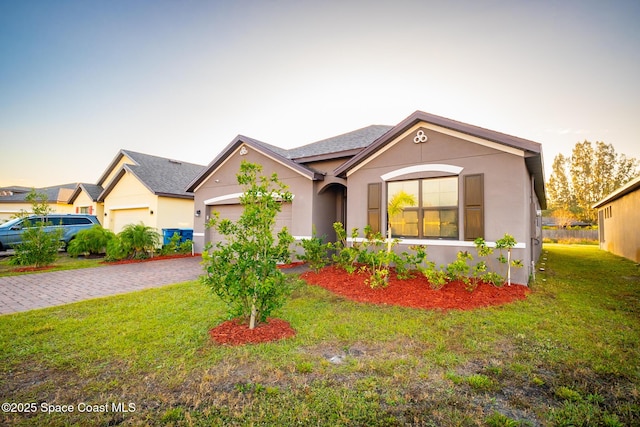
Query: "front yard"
1 244 639 426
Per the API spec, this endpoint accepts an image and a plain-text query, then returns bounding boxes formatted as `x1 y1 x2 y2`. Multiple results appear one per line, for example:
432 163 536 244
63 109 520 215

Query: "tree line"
546 140 638 224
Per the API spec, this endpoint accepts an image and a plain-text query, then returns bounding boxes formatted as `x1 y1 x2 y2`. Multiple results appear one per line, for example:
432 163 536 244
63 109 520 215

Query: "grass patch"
0 253 105 276
1 244 639 425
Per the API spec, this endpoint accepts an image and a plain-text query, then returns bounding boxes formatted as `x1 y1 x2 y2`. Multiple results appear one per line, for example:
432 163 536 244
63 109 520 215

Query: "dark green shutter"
464 174 484 240
367 183 381 234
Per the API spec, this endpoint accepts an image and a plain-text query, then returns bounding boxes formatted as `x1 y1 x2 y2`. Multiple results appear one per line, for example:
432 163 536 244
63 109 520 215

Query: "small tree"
9 190 61 268
202 161 294 330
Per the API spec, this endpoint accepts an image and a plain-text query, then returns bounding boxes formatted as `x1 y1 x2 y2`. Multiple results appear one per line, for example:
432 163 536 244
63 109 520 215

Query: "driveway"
0 257 202 315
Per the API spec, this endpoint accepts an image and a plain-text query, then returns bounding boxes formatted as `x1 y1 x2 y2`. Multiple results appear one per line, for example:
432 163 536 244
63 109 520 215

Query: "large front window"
388 177 458 239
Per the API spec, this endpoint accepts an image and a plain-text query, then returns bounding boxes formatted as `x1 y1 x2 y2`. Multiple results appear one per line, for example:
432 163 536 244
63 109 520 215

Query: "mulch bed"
210 264 530 346
300 265 530 311
209 318 296 346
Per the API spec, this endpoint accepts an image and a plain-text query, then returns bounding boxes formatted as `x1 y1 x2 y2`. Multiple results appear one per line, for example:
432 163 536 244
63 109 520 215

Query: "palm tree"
119 223 160 259
386 190 417 254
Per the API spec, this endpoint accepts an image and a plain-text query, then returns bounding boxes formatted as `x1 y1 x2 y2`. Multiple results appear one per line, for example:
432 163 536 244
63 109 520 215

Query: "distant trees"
546 141 638 223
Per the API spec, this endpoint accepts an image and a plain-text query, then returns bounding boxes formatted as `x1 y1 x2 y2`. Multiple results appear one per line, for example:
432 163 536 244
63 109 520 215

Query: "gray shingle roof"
286 125 393 160
99 150 205 200
0 183 77 203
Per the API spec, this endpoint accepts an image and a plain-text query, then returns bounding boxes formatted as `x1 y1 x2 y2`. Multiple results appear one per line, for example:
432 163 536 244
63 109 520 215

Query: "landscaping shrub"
201 161 294 329
161 232 193 255
67 225 115 257
9 221 62 268
105 223 160 261
297 226 330 273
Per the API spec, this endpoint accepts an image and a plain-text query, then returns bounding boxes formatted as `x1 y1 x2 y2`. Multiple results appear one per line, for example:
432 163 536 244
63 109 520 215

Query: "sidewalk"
0 257 202 315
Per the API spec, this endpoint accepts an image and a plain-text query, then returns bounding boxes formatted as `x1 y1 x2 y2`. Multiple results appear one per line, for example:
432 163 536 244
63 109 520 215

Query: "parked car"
0 214 101 250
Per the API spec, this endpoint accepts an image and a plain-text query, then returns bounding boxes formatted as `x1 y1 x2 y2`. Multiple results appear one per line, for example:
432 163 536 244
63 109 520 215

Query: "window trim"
387 176 459 240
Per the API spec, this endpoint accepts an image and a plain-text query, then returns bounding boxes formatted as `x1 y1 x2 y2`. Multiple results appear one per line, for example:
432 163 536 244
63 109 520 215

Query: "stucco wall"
103 172 155 232
346 123 535 284
191 144 315 253
599 189 640 262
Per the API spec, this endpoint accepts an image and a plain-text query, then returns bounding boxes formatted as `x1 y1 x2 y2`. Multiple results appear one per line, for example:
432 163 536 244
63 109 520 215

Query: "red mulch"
209 317 296 346
209 264 529 346
277 261 305 269
300 265 529 311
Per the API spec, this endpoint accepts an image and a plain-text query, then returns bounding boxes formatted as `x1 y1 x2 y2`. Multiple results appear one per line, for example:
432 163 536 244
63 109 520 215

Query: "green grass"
1 244 639 426
0 253 105 276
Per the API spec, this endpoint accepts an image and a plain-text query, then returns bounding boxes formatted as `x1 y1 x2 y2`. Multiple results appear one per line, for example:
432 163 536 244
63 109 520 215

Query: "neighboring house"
68 183 105 224
188 111 546 285
94 149 205 233
593 175 640 262
0 184 76 223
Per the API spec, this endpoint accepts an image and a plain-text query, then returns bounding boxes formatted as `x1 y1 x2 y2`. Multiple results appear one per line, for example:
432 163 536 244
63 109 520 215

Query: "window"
387 176 459 239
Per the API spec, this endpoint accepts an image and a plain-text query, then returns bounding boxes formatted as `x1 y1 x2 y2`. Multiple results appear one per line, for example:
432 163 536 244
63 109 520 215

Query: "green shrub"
329 222 362 274
67 225 115 257
104 223 160 261
297 226 330 273
202 161 294 329
10 221 62 268
161 232 193 255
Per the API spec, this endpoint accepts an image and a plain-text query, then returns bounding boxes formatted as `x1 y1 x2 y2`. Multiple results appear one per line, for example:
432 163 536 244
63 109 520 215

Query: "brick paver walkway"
0 257 202 315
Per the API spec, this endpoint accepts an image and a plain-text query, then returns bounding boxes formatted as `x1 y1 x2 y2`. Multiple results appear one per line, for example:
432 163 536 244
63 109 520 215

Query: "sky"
1 0 639 188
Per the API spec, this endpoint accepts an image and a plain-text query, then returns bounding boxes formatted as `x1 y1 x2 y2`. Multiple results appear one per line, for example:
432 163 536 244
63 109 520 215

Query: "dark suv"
0 214 101 250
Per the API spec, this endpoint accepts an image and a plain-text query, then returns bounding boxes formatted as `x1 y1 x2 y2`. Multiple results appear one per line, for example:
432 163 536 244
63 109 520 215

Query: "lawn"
0 253 105 276
0 244 638 426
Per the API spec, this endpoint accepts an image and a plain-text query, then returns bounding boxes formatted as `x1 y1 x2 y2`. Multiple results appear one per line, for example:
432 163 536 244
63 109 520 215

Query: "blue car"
0 214 101 250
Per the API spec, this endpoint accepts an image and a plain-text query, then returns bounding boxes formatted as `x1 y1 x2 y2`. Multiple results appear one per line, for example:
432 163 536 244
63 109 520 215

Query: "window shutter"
464 174 484 240
88 206 93 215
75 207 79 213
367 183 381 234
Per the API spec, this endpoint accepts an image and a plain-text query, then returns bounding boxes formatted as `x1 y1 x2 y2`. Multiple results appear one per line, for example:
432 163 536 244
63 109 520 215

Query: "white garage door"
208 203 292 245
112 208 148 234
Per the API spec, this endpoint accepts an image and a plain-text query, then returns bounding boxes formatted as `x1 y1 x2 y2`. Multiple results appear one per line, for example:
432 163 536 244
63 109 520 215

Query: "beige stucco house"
188 111 546 284
0 184 76 223
593 175 640 262
75 149 205 234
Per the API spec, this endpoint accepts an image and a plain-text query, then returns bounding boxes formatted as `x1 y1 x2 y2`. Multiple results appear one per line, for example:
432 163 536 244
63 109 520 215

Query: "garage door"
112 208 148 234
207 203 292 246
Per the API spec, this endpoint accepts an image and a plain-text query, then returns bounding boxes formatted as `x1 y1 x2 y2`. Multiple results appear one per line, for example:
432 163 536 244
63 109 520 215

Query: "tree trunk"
249 295 257 330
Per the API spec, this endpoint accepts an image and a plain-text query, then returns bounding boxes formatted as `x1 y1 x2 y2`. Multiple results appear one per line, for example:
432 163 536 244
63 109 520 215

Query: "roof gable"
335 111 546 208
593 175 640 208
186 135 324 193
98 149 205 201
187 126 391 192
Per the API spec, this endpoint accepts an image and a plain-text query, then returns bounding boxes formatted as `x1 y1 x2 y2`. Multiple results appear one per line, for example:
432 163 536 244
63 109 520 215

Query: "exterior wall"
192 145 314 253
72 191 104 225
155 196 195 231
101 155 134 186
598 189 640 262
346 123 535 284
103 172 156 233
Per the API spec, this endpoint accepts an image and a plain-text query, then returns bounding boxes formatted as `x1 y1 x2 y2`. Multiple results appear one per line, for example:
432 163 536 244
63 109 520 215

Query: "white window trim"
381 164 463 181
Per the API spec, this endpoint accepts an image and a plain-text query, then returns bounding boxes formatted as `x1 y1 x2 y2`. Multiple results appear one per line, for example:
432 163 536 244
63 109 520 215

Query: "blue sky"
1 0 639 188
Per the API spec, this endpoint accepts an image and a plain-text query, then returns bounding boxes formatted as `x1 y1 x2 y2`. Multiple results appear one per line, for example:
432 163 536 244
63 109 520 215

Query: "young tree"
202 161 294 330
9 189 61 268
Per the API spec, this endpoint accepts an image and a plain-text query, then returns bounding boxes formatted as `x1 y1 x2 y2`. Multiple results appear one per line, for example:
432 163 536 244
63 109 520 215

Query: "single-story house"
593 175 640 262
67 183 105 224
87 149 205 234
0 184 76 223
187 111 546 284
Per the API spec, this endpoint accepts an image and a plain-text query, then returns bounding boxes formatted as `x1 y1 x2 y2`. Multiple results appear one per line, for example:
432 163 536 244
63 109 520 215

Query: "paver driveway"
0 257 202 315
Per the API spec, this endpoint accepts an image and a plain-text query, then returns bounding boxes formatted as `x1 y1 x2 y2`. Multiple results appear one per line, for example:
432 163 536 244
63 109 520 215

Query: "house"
593 175 640 262
0 184 76 223
81 149 205 233
187 111 546 284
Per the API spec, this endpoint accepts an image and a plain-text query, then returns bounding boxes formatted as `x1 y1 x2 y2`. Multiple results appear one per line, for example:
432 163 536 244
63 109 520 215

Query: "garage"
207 202 292 245
111 208 149 233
